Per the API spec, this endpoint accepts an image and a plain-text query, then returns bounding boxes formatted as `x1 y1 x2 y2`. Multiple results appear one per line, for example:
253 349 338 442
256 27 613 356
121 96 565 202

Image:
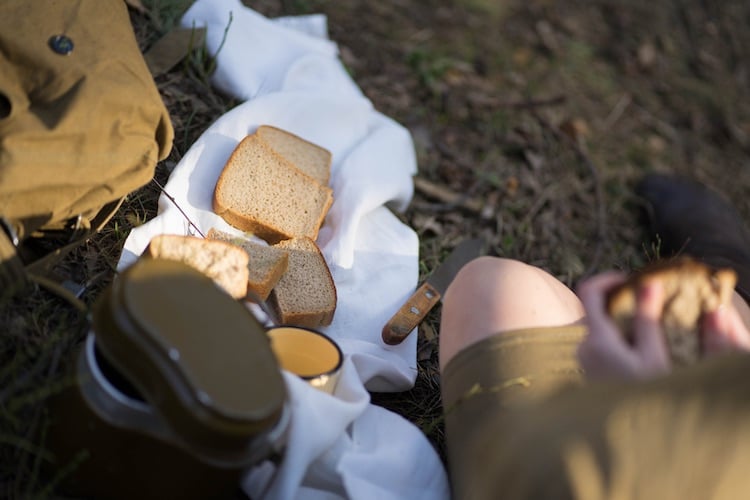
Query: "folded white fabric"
181 0 338 99
243 364 448 500
118 90 421 391
118 0 450 498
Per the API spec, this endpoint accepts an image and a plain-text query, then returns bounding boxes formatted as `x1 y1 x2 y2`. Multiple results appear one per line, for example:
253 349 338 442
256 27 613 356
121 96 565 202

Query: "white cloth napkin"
118 0 450 498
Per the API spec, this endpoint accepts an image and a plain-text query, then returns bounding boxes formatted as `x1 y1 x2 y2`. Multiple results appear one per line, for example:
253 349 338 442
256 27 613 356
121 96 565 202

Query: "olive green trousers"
442 326 750 499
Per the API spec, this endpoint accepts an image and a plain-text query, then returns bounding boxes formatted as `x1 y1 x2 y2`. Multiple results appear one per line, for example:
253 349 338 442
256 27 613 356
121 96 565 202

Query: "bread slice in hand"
213 133 333 243
269 237 337 328
206 228 289 301
143 234 250 299
606 256 737 365
256 125 332 186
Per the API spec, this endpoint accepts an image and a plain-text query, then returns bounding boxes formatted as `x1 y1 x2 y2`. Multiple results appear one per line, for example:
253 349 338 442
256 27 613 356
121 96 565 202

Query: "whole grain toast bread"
269 237 337 328
143 234 250 299
256 125 332 186
206 228 289 301
606 256 737 365
212 133 333 243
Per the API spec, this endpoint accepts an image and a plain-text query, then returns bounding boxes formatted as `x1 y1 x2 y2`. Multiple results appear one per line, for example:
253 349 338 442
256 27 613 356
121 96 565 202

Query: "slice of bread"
213 133 333 243
269 237 337 328
606 256 737 365
143 234 250 299
206 228 289 301
256 125 332 186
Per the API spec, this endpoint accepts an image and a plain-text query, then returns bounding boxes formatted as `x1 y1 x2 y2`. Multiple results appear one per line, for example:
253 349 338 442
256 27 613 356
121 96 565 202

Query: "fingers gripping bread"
606 256 737 365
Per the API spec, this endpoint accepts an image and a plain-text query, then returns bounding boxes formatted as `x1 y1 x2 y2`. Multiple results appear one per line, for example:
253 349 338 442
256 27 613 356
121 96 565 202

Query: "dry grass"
2 0 750 496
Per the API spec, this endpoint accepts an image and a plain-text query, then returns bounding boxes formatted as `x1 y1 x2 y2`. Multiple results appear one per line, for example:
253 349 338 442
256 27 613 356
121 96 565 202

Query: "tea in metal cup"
266 326 343 394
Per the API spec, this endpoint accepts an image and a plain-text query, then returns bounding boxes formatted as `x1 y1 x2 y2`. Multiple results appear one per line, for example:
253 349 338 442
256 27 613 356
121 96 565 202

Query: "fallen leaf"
421 321 437 342
417 323 437 361
505 175 520 197
144 27 207 77
418 342 434 362
512 47 533 67
637 41 657 70
535 20 559 53
647 134 667 153
412 214 444 236
559 118 590 141
443 67 467 86
523 150 545 170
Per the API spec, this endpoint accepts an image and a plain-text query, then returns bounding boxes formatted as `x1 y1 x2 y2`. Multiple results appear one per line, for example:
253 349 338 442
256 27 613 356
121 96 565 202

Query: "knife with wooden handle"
382 238 483 345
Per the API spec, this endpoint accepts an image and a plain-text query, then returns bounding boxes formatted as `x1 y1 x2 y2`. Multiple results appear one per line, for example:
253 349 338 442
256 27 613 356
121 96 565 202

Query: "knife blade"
382 238 483 345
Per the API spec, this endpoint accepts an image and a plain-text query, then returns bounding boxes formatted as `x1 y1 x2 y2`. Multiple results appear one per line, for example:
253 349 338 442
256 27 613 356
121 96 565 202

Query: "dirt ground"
2 0 749 495
289 0 750 459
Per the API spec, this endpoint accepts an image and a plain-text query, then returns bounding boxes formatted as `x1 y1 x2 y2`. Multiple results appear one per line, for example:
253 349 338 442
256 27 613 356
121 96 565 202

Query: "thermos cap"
92 258 287 454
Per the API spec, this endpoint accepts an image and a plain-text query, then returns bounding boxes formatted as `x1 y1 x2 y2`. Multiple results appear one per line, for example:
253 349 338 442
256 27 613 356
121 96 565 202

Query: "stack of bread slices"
144 125 337 328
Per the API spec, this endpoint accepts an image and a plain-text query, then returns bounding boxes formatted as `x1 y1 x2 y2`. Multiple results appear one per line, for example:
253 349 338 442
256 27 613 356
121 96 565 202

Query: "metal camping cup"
45 258 290 500
266 326 343 394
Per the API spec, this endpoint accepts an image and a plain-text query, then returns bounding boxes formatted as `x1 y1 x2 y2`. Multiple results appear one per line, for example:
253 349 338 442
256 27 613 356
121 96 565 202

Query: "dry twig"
413 177 486 215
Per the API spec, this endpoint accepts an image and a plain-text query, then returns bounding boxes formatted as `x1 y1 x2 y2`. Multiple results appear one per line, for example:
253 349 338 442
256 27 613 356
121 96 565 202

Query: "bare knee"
443 256 583 328
439 256 583 370
443 256 529 308
440 257 536 369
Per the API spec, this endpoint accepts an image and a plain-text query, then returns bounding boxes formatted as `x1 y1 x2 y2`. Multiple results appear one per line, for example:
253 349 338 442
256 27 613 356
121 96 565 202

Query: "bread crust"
256 125 332 186
212 134 333 243
206 228 289 301
606 256 737 365
143 234 250 299
269 237 337 328
211 128 337 325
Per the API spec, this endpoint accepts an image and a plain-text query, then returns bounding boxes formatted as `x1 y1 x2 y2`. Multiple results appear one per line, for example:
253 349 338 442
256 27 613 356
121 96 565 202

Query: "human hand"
701 298 750 356
576 272 671 380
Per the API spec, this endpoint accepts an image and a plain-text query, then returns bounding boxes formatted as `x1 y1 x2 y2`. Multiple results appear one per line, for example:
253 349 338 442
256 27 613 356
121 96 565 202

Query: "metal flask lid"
91 258 287 466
